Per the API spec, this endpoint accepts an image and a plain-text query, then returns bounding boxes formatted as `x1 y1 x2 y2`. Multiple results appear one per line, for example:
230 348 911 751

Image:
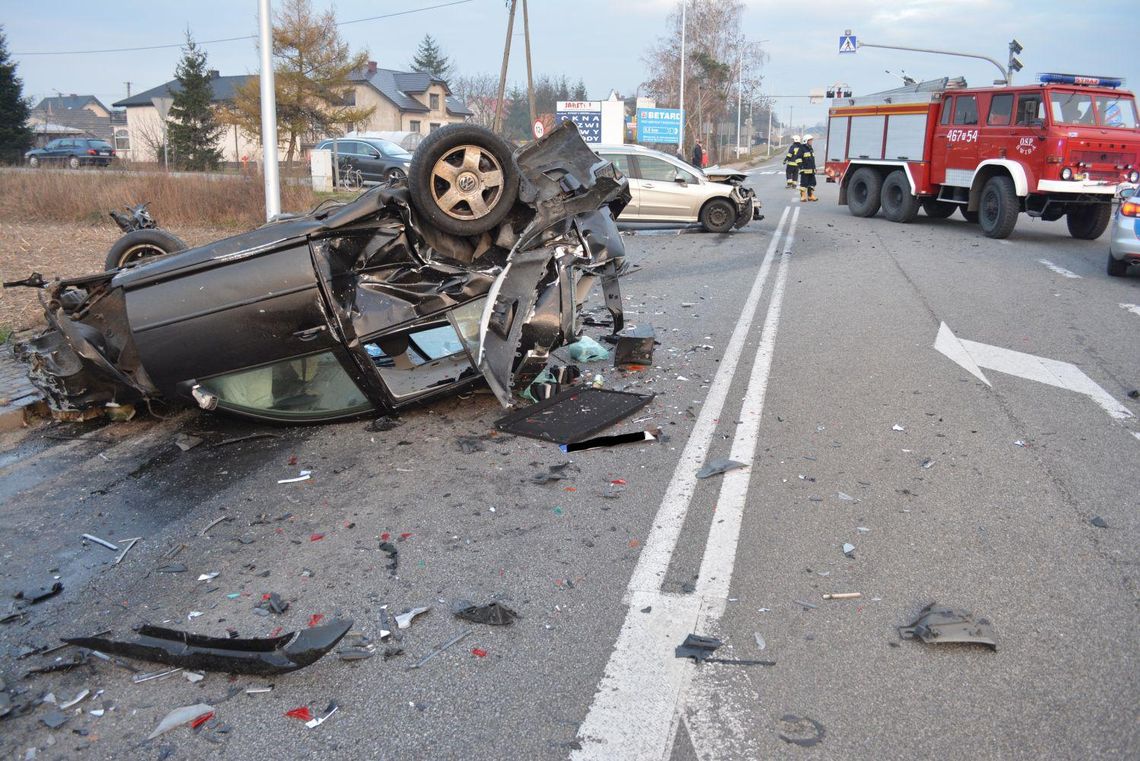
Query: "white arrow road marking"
1121 303 1140 317
935 322 1133 421
572 206 798 760
1038 259 1081 278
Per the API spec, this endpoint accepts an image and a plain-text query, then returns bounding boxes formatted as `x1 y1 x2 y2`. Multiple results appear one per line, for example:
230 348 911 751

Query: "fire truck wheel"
1065 204 1112 240
960 207 979 223
881 171 920 223
846 168 882 217
921 198 957 219
978 175 1019 239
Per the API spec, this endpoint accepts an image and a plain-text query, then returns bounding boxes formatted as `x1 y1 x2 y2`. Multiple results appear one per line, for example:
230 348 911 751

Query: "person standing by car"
783 135 801 188
691 139 704 168
798 135 818 202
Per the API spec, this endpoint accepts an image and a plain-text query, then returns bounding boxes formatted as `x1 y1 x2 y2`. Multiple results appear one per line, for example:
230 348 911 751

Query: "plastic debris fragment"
898 603 997 650
453 601 518 626
147 704 215 740
778 714 826 747
696 458 747 479
567 336 610 363
395 607 431 629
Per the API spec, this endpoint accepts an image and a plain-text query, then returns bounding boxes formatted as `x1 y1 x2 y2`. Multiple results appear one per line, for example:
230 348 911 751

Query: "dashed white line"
1038 259 1081 279
573 206 799 760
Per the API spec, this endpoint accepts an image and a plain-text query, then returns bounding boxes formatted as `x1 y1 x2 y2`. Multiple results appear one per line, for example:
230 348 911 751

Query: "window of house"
953 96 979 125
409 120 421 133
430 93 440 110
987 94 1013 125
1015 95 1045 125
429 123 441 132
114 128 130 152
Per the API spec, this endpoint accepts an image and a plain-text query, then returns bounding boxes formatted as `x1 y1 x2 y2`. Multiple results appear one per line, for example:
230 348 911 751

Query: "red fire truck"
823 73 1140 239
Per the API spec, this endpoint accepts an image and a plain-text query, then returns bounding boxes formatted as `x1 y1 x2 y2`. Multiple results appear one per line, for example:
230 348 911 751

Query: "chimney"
207 69 220 79
367 61 378 75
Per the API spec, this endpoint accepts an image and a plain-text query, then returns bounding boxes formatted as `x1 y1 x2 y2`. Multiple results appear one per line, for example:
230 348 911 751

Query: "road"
1 162 1137 760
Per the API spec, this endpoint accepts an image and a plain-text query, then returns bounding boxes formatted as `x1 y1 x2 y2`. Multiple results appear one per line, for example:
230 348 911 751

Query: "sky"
5 0 1136 135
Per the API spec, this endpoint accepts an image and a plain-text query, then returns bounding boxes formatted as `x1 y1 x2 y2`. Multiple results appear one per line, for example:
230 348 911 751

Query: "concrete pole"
492 0 518 134
678 1 686 151
766 105 772 158
735 45 743 155
258 0 281 221
523 0 536 128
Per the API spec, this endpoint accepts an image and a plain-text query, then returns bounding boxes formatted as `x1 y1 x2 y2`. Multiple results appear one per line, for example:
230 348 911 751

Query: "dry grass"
0 168 320 229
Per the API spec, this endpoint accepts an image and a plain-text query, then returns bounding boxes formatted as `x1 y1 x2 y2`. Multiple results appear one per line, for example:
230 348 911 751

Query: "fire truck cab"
824 74 1140 239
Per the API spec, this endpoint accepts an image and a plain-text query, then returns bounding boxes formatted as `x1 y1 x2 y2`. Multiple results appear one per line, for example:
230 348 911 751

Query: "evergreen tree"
409 34 453 79
0 26 32 161
166 34 223 171
572 79 587 101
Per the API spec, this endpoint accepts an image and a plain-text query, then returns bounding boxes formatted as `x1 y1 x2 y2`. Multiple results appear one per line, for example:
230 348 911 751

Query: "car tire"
408 124 519 237
699 198 737 233
384 167 407 184
921 198 957 218
880 171 920 223
846 168 882 217
28 156 40 168
1106 252 1128 277
68 155 81 170
1066 204 1112 240
978 175 1019 239
104 228 188 270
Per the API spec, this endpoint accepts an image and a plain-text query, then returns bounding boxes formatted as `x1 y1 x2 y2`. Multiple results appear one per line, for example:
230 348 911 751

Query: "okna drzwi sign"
555 101 602 144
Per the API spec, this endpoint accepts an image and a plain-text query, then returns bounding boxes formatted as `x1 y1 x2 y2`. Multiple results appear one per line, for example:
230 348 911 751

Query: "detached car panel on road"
594 144 761 232
12 123 629 422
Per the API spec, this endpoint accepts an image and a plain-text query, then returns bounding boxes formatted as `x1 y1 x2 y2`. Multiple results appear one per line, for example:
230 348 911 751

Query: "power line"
14 0 474 56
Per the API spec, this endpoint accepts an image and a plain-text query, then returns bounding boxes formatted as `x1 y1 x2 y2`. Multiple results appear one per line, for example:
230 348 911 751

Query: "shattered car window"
198 351 371 420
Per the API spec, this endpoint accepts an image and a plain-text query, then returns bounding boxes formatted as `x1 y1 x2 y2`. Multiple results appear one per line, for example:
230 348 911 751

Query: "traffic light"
1008 40 1024 81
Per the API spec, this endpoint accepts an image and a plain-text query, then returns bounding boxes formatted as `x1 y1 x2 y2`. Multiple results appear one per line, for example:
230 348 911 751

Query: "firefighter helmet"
803 134 814 141
792 134 800 142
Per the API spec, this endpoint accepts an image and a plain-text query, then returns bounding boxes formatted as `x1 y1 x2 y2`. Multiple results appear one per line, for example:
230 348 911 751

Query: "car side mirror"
368 149 381 158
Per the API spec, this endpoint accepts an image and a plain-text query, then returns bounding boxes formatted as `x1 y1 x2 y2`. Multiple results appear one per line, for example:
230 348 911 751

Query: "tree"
166 34 224 171
451 74 498 129
409 34 452 80
225 0 374 163
0 26 32 161
642 0 766 156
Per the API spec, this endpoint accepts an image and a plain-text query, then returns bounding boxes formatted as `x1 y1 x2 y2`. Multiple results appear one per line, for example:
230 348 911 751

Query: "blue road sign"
636 108 683 145
839 34 857 54
555 110 602 143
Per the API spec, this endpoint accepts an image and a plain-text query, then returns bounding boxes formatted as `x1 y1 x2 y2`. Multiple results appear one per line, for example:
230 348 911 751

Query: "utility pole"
735 45 743 156
678 0 686 151
766 105 772 158
258 0 281 221
124 82 132 97
522 0 536 128
492 0 518 134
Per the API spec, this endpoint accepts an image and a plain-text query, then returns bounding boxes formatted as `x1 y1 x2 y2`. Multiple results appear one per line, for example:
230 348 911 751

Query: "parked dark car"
10 123 629 423
314 137 413 185
25 138 116 169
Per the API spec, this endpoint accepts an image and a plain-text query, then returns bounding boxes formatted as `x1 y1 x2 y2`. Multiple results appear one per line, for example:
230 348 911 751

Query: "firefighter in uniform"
798 134 818 202
783 135 801 187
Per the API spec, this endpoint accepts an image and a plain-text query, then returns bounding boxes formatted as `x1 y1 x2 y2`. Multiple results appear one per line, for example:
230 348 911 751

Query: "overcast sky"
6 0 1136 133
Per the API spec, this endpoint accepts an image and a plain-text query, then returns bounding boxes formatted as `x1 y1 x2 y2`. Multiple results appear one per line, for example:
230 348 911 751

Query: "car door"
595 152 640 217
46 139 68 162
355 141 387 183
946 94 982 181
630 155 700 220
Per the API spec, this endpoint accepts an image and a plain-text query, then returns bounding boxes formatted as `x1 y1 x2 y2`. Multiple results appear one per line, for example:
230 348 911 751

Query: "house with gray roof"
28 94 123 144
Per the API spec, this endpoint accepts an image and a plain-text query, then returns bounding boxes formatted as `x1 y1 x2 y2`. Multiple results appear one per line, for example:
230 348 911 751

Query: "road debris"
495 387 653 444
453 601 519 626
778 714 826 747
40 710 69 729
211 432 282 448
921 458 935 469
147 704 215 740
305 702 338 728
794 599 818 610
184 672 205 683
822 592 863 600
395 606 431 629
174 433 203 451
198 516 231 536
674 633 775 666
132 668 183 684
157 563 187 574
58 689 90 709
1090 516 1108 528
278 471 312 484
255 593 289 615
286 706 313 721
197 572 220 582
408 629 472 670
567 336 610 363
613 325 656 368
696 458 747 479
378 541 399 575
82 534 118 551
15 582 62 604
892 424 905 432
63 619 352 675
898 603 997 650
561 428 659 453
753 633 766 650
843 543 856 558
471 647 488 658
114 537 140 565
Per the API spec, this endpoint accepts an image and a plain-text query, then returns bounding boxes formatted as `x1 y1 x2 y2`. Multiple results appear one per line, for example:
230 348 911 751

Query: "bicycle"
337 161 363 191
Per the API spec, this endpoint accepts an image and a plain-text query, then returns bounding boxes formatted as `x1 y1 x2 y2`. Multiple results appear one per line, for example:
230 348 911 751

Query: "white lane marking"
1038 259 1081 278
680 209 798 761
573 207 793 760
934 321 991 386
1121 303 1140 317
935 322 1133 421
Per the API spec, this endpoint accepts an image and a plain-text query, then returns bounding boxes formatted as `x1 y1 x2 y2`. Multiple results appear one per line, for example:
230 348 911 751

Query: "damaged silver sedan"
9 123 629 423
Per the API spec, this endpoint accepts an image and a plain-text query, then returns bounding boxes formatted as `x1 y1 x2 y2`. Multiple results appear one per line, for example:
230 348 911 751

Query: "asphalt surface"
0 161 1136 760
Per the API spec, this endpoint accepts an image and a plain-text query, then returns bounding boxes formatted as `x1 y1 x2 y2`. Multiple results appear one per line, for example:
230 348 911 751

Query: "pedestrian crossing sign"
839 34 857 54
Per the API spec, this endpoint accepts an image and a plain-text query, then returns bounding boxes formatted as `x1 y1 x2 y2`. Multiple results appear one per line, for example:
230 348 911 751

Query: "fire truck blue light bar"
1038 73 1124 88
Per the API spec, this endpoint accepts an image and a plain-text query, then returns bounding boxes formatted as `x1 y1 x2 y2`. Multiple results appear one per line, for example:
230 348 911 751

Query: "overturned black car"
10 123 629 423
